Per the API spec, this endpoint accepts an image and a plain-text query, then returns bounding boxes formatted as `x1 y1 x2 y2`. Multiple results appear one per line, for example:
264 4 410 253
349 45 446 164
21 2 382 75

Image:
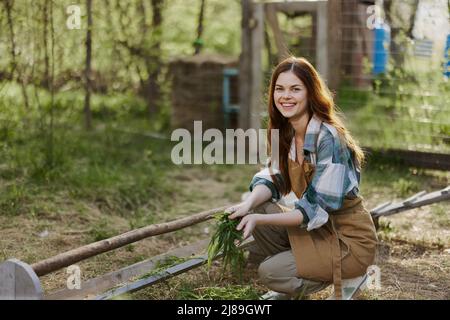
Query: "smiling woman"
225 57 378 300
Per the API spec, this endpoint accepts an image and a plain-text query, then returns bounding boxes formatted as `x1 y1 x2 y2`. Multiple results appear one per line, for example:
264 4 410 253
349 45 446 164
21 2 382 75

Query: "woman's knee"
257 260 272 285
257 257 281 285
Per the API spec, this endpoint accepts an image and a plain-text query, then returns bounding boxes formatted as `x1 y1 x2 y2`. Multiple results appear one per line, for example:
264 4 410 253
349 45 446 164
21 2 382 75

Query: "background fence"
257 0 449 157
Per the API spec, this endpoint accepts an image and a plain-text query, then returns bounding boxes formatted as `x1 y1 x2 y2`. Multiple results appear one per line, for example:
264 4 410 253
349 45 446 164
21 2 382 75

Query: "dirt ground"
0 165 448 300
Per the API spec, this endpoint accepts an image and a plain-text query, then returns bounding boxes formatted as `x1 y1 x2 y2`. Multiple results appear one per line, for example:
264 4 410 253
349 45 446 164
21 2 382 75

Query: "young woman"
225 57 378 299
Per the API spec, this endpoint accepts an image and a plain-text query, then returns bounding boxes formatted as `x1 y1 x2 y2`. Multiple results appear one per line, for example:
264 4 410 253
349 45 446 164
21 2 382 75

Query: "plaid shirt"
249 115 360 231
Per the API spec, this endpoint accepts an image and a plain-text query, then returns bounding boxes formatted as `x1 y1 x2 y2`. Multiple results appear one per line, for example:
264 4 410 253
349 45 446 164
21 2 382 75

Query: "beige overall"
252 156 378 299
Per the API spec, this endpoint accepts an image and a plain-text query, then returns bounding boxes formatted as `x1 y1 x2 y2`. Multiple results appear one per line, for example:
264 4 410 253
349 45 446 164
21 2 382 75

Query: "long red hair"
267 57 365 195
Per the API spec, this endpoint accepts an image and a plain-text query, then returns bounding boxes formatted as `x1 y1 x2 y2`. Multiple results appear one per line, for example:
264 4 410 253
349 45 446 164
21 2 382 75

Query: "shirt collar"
303 114 322 153
289 114 322 161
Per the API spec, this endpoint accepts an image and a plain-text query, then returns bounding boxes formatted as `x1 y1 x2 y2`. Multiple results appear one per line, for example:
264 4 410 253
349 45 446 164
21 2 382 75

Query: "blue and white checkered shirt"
249 115 361 231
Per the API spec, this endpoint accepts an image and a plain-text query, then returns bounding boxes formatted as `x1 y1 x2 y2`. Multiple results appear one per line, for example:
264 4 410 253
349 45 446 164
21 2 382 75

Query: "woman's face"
273 71 308 120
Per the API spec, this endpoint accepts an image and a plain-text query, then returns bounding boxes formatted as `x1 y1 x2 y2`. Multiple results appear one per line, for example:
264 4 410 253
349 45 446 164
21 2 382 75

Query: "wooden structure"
340 0 376 87
169 55 238 132
239 0 342 130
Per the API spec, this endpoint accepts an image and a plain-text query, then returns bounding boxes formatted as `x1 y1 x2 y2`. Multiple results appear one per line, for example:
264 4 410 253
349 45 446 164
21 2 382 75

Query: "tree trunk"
42 0 50 89
45 0 56 169
3 0 30 110
84 0 93 130
143 0 164 117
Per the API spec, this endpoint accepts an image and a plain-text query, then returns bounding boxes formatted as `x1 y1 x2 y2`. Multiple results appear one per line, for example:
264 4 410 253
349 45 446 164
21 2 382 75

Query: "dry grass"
0 162 448 300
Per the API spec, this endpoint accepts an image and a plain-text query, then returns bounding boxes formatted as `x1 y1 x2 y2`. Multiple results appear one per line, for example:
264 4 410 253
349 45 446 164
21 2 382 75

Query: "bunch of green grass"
207 212 245 279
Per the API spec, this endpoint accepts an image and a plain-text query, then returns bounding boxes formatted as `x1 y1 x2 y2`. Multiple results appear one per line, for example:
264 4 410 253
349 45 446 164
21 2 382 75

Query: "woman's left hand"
236 214 262 239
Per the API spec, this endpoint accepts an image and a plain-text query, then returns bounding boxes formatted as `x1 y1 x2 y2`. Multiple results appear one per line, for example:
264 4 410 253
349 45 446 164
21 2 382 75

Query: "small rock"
38 230 49 238
444 248 450 255
203 227 209 235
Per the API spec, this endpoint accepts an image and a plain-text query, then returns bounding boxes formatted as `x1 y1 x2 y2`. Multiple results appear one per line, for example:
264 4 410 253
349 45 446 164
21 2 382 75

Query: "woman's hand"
225 201 252 220
236 214 261 239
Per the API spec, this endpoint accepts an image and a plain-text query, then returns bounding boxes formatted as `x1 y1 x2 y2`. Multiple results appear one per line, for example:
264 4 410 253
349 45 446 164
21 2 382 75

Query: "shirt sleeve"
294 129 357 231
249 163 283 202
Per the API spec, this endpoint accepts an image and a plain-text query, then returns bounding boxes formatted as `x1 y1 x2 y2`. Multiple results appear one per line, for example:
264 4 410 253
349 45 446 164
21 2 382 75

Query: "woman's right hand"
225 201 252 220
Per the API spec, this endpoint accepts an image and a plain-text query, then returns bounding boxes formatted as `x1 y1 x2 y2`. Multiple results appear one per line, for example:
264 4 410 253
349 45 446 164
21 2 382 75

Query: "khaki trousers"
248 202 330 296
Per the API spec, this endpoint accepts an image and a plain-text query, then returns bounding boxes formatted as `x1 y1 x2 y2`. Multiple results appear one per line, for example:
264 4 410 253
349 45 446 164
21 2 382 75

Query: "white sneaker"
260 290 293 300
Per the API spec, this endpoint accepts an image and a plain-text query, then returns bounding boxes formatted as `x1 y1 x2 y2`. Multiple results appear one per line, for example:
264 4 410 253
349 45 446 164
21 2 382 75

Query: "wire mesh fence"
262 0 449 155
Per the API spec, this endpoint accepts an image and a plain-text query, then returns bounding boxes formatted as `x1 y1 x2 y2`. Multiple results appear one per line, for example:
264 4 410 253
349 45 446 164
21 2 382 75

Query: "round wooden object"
0 259 43 300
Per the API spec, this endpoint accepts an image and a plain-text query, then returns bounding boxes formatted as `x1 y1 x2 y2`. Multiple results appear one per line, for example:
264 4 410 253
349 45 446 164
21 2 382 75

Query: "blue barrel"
373 24 390 75
444 34 450 79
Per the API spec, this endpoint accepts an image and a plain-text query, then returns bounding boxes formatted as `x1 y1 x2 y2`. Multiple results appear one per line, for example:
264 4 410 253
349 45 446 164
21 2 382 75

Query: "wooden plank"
94 257 208 300
372 187 450 218
370 201 392 215
31 205 232 277
94 238 256 300
239 0 252 130
402 191 427 206
45 239 211 300
249 2 264 132
327 0 342 90
365 147 450 171
265 5 289 62
366 147 450 170
316 1 329 82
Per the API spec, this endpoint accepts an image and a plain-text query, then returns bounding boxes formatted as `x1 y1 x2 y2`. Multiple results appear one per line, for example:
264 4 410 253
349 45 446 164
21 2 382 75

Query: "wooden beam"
31 205 233 277
327 0 342 90
371 186 450 218
93 237 256 300
239 0 252 130
94 257 208 300
265 5 289 62
45 239 211 300
249 2 264 132
316 0 329 82
365 147 450 171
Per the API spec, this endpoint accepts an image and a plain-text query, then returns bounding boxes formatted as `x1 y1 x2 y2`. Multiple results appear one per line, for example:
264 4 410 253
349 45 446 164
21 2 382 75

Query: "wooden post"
0 259 43 300
250 2 264 132
265 4 289 62
316 0 329 82
239 0 252 130
327 0 342 91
